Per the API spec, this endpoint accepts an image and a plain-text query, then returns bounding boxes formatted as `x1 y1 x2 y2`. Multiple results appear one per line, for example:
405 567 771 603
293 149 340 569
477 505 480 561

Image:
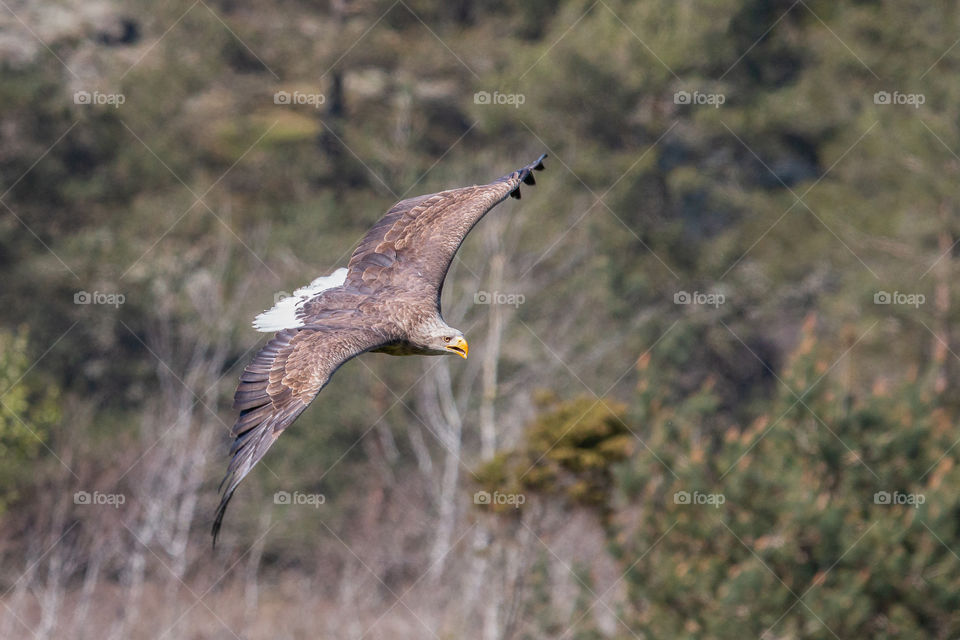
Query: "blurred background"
1 0 958 638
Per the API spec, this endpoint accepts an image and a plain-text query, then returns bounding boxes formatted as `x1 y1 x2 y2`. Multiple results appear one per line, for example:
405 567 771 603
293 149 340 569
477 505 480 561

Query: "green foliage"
581 317 959 639
0 329 61 512
477 394 633 512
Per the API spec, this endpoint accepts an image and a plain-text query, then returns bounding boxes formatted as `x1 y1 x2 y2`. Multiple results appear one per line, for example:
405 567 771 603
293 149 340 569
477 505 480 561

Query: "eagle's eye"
443 336 452 343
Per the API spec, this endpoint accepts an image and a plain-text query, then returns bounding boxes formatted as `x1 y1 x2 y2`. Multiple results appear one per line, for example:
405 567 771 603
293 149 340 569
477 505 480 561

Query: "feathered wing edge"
212 325 385 544
212 329 307 544
497 153 547 200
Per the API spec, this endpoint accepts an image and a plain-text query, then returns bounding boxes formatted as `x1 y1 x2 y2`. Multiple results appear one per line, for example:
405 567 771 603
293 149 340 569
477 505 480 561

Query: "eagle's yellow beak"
446 336 469 359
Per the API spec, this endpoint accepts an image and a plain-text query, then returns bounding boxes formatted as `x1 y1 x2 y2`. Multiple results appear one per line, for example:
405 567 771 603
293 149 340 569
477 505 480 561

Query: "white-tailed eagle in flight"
213 154 547 541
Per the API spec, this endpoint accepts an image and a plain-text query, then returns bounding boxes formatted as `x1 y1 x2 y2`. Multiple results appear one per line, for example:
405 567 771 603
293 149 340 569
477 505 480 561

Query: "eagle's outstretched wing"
212 323 390 542
341 154 547 304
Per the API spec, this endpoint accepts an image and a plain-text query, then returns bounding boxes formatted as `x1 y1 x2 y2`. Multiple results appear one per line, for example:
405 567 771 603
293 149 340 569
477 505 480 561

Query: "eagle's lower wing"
213 324 388 542
345 155 546 302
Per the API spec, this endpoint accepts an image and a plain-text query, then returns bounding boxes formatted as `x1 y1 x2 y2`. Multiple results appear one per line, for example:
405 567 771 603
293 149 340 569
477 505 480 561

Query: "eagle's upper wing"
213 322 391 542
343 154 546 303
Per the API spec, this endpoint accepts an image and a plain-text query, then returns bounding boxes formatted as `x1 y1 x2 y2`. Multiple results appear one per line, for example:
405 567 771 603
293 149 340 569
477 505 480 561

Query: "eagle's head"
410 318 469 359
440 330 469 359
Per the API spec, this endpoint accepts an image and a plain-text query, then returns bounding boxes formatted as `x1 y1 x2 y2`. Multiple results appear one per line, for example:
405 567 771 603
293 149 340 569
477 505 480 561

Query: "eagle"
213 154 547 541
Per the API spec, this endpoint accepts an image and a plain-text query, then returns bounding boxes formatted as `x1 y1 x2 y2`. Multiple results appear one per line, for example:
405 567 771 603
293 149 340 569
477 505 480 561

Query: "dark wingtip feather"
212 387 307 545
211 430 266 546
212 451 246 546
211 483 235 547
508 153 547 197
493 154 547 190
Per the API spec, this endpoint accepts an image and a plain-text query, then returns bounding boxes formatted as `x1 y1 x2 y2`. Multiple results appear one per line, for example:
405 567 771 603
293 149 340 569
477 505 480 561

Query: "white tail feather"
252 268 348 332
